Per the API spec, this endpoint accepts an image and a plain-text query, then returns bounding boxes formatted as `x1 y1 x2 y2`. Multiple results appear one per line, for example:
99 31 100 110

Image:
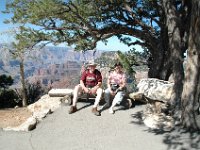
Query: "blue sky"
0 0 142 52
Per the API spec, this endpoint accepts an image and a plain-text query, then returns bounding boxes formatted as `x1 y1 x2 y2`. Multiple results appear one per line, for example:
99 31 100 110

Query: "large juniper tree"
3 0 170 78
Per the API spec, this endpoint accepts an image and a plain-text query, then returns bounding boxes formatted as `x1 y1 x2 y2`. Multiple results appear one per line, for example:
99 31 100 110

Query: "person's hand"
117 86 124 91
84 87 90 94
90 88 96 94
109 89 116 96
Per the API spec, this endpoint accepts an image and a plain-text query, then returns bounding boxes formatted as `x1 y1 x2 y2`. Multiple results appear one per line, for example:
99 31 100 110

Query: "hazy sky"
0 0 142 52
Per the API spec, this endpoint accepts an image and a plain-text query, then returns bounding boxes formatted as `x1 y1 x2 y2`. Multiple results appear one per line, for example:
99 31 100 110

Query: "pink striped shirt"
108 71 126 85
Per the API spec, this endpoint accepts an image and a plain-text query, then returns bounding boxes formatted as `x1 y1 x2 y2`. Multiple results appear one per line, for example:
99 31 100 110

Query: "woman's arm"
119 74 126 90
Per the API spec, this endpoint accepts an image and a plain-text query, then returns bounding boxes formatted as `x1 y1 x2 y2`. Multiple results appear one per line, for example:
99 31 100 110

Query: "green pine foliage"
0 74 14 89
0 74 19 108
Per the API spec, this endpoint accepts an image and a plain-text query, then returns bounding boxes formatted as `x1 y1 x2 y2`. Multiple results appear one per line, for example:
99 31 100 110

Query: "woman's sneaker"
109 108 115 114
68 106 77 114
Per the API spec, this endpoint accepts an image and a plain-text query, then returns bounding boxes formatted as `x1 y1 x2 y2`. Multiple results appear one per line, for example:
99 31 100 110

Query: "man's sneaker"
92 107 101 116
68 106 77 114
109 108 115 114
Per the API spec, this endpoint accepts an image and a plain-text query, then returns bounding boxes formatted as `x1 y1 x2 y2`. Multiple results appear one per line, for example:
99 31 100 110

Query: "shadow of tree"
131 110 200 150
131 111 144 125
162 129 200 150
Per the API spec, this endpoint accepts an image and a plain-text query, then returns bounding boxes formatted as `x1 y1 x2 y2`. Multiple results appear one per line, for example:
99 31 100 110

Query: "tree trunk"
20 57 27 107
148 7 172 81
162 0 185 115
158 25 173 81
148 45 169 80
181 0 200 131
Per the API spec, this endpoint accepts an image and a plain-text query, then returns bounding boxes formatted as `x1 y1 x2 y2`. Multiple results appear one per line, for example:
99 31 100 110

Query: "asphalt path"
0 102 200 150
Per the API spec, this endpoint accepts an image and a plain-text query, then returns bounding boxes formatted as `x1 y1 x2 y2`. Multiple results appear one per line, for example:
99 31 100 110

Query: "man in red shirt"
68 61 103 116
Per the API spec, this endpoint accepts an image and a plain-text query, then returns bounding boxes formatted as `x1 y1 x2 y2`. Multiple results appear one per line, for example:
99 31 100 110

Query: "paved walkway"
0 103 199 150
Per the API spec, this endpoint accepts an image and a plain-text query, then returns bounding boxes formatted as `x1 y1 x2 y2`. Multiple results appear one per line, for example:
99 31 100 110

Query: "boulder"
129 78 175 131
28 94 63 117
137 78 174 102
143 113 174 131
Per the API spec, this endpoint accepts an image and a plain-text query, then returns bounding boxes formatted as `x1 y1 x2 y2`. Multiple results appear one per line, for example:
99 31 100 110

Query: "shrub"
0 89 20 108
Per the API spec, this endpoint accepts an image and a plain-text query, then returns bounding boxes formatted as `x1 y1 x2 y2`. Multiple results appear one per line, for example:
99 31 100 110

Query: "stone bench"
48 88 103 105
48 88 73 97
48 88 98 99
48 88 132 108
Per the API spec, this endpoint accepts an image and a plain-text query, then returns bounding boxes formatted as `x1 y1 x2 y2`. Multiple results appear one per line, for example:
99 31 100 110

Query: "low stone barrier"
3 94 71 132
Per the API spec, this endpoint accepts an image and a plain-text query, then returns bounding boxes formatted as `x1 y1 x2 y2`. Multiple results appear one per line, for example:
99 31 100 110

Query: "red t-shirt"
81 69 102 87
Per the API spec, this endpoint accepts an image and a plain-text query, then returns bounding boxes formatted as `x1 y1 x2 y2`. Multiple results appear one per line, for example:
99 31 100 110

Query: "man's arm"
90 71 102 94
95 70 102 88
80 80 90 93
89 81 102 94
96 81 102 87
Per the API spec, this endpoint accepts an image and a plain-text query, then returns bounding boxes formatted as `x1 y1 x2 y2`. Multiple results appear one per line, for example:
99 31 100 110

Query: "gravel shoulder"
0 107 32 128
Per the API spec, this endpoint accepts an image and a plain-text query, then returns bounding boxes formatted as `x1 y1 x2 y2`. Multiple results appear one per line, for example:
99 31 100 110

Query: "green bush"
0 89 20 108
0 74 20 108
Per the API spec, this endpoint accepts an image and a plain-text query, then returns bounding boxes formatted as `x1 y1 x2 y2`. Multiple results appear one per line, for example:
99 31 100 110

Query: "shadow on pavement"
130 102 200 150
